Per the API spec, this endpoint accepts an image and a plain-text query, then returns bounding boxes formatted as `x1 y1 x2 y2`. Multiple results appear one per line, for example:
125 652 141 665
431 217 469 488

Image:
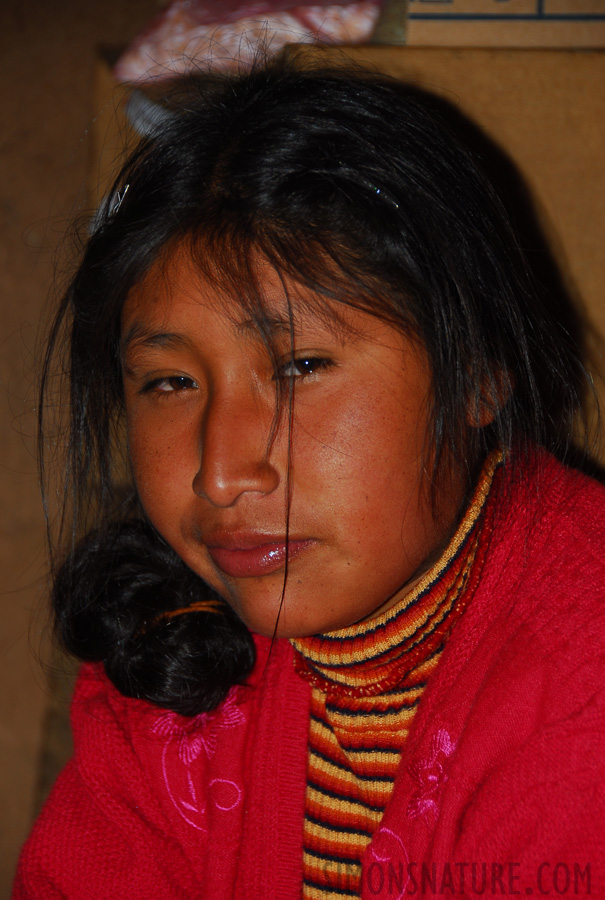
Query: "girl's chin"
231 601 373 640
230 604 323 640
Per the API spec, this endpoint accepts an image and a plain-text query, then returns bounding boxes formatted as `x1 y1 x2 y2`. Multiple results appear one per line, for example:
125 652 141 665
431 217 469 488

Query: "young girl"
14 62 605 898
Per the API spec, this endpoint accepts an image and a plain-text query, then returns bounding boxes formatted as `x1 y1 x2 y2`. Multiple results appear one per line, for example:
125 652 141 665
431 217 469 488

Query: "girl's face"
121 248 466 638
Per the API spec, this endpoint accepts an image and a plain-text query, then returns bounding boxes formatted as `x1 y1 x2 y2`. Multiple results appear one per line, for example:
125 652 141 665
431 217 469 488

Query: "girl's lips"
206 539 314 578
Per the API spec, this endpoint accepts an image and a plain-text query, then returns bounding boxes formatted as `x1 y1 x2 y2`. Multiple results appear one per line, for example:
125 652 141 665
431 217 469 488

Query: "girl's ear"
467 369 513 428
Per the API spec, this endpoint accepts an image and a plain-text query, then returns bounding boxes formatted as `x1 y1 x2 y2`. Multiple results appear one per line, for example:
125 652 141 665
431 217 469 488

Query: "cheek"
295 382 427 495
126 411 192 526
298 381 436 565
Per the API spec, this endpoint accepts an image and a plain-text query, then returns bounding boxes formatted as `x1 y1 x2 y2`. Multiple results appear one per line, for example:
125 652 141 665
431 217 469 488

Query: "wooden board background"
405 1 605 47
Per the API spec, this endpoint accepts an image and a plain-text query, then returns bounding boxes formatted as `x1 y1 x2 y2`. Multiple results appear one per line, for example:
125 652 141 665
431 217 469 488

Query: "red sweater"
13 452 605 898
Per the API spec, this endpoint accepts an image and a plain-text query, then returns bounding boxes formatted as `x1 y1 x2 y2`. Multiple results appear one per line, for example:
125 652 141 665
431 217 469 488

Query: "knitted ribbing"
291 452 501 899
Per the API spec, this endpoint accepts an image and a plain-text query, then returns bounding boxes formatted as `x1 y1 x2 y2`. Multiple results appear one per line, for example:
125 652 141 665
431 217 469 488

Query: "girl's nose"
192 387 281 508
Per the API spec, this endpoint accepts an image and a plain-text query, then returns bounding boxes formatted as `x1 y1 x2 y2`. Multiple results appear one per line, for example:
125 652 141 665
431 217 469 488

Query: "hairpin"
138 597 225 636
110 183 130 216
153 598 225 624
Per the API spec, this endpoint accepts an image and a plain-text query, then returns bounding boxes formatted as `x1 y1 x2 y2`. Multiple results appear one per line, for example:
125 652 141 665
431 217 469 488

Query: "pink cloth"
114 0 381 83
13 451 605 897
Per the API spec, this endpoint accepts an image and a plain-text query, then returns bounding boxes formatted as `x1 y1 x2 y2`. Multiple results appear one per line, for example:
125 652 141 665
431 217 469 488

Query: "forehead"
122 243 383 346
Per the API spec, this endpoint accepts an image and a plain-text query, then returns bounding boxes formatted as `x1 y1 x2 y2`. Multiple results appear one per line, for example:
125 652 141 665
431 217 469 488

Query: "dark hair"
41 60 587 715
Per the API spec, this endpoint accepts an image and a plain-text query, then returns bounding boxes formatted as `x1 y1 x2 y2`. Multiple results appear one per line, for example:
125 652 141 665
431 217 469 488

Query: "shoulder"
531 449 605 553
470 450 605 694
456 450 605 797
484 449 605 612
13 666 203 897
13 641 307 898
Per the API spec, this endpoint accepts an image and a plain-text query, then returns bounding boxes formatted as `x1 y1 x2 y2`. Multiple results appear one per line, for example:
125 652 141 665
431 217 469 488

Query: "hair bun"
53 520 256 715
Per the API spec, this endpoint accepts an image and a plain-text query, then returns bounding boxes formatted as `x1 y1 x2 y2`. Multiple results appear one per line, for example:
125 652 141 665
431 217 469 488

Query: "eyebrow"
235 315 294 338
121 313 296 365
121 322 193 357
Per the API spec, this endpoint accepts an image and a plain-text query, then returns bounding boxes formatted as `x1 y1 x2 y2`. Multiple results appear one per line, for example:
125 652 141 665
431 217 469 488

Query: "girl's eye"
142 375 198 394
277 356 333 380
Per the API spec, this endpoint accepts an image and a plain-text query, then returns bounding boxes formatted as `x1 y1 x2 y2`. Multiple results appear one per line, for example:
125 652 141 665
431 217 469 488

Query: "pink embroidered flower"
152 689 247 829
152 687 246 764
407 729 455 822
